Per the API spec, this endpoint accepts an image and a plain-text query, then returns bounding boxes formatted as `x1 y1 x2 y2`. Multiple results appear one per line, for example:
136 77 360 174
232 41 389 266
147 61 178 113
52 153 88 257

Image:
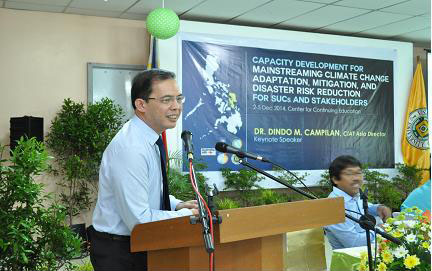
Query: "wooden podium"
131 197 344 271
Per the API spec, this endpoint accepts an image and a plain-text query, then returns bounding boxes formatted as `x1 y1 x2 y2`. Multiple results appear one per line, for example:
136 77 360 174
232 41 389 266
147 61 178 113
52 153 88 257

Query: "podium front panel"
148 234 284 271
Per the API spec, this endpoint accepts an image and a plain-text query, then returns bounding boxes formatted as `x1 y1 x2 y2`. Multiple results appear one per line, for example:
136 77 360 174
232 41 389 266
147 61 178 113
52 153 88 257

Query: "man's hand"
377 205 392 222
176 200 199 215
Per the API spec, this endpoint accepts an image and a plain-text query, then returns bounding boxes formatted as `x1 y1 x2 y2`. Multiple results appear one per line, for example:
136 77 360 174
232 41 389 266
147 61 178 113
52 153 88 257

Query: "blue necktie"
156 136 171 210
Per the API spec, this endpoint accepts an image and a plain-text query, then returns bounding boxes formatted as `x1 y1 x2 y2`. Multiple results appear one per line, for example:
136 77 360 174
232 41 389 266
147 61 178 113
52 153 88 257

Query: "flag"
147 35 158 70
402 62 430 184
147 35 169 163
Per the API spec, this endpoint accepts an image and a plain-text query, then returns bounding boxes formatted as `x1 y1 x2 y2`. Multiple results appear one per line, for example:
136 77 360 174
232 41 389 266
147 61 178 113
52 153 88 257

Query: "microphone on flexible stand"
359 188 375 271
181 130 194 160
214 142 270 162
182 130 216 255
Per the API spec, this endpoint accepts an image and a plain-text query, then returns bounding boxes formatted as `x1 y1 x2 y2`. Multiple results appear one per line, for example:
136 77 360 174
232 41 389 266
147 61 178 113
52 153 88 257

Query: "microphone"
359 187 368 200
214 142 269 162
181 130 194 160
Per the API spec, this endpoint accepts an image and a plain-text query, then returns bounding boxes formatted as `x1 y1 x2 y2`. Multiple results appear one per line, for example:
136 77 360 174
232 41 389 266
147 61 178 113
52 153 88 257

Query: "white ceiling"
1 0 431 47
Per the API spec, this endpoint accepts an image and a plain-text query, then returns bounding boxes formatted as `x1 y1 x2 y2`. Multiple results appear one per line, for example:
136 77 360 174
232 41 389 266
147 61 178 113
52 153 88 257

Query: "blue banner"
182 40 394 171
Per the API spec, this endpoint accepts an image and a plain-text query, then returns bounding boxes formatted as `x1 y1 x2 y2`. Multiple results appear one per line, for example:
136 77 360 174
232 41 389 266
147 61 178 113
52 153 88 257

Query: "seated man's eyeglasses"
341 170 363 177
147 95 185 105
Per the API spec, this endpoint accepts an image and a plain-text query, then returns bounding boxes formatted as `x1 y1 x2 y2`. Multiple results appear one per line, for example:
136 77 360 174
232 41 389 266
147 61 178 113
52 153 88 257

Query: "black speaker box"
10 116 44 151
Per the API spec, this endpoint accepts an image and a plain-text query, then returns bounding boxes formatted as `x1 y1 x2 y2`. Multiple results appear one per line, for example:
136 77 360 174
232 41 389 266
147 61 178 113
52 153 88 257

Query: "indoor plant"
46 98 124 225
219 167 306 208
221 167 264 207
0 138 81 271
362 164 424 211
167 152 208 202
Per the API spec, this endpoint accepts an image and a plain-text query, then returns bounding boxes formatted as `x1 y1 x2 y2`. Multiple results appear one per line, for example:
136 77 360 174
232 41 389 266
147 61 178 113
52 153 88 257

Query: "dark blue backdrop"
182 40 394 171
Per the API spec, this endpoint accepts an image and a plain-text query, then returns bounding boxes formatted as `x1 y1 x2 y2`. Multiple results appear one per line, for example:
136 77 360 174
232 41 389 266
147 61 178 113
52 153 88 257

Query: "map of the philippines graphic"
183 49 245 170
185 54 243 138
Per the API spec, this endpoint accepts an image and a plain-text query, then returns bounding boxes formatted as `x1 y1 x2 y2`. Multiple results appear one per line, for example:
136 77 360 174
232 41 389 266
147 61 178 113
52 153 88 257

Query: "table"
330 246 367 271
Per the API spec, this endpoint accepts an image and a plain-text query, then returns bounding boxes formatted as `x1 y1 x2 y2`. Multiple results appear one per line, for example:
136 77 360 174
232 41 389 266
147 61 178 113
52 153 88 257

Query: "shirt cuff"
169 195 182 211
368 204 380 216
176 208 194 216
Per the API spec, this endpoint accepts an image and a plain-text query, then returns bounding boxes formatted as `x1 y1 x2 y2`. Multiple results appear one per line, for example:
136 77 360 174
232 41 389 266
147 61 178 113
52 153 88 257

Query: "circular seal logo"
406 108 429 150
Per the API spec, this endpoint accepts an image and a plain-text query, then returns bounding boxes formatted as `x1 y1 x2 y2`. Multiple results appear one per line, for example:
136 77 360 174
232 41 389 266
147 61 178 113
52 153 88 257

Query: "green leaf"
46 98 124 222
0 139 82 269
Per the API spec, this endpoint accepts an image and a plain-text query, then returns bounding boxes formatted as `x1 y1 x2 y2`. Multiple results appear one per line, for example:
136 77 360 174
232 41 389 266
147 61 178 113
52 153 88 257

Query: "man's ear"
331 176 339 187
135 99 147 113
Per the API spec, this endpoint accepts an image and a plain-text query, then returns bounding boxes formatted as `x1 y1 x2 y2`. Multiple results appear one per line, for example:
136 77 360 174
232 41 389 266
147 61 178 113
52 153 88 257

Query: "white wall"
0 8 149 149
0 8 149 225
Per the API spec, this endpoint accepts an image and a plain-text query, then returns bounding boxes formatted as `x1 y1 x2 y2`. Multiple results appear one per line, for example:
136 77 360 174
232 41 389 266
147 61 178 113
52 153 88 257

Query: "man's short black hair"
329 155 362 186
131 69 176 109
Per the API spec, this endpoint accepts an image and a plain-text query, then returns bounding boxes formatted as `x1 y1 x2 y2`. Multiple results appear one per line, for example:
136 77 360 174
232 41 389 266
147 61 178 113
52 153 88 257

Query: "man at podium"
89 69 198 271
323 155 392 249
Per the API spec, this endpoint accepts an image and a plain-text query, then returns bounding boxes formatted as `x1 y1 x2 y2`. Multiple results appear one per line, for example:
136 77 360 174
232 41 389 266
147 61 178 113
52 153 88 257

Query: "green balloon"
146 8 180 40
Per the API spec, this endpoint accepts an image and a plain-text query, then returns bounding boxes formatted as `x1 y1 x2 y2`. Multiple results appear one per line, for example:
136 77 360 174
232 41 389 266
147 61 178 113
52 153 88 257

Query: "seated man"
401 179 431 213
323 155 392 249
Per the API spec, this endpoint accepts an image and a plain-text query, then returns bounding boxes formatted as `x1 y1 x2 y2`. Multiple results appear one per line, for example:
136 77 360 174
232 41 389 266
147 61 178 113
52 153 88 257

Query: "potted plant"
215 197 241 210
46 98 124 226
219 167 306 208
220 167 264 207
362 164 423 211
0 137 82 270
391 163 424 201
167 152 208 201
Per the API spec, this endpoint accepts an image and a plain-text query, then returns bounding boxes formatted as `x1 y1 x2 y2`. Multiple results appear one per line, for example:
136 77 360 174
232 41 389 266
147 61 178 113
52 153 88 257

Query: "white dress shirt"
92 115 192 236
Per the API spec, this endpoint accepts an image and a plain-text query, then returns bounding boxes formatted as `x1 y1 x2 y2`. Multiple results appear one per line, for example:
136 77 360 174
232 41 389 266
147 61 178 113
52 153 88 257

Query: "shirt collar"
131 115 160 146
332 186 360 201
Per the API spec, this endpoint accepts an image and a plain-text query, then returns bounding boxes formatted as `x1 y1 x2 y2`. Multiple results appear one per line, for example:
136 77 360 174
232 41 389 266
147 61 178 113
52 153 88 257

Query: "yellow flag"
402 62 430 184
